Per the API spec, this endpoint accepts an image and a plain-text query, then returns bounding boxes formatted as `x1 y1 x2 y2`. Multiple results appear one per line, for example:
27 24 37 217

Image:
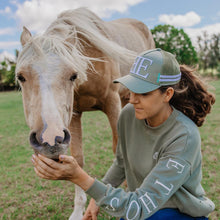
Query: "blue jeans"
120 208 208 220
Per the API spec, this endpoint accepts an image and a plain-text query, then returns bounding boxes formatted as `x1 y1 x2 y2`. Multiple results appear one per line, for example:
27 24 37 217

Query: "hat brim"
113 75 160 94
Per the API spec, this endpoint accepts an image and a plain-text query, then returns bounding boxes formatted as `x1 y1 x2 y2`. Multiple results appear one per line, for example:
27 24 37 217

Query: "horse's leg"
103 91 121 154
68 112 87 220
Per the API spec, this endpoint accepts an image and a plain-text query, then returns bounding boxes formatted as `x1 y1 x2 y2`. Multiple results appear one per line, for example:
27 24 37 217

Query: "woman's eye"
17 74 26 83
70 73 77 82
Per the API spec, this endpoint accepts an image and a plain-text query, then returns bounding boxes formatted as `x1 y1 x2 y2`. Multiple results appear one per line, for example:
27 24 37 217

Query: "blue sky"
1 0 220 60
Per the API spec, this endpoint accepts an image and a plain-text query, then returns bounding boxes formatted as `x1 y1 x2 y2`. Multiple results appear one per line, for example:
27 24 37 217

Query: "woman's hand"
32 154 81 181
32 154 95 191
83 198 100 220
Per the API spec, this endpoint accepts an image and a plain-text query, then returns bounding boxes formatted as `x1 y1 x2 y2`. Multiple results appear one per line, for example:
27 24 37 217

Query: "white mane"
17 7 136 83
46 7 136 62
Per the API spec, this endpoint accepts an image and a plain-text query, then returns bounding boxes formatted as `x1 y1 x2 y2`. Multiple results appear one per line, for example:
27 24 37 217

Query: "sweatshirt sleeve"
102 134 126 187
86 154 191 219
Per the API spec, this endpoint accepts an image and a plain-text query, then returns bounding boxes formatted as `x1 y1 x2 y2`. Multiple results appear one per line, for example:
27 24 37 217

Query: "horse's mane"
45 7 136 62
17 7 136 84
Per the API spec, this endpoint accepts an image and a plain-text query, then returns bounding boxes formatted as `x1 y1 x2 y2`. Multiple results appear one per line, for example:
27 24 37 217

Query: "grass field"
0 80 219 220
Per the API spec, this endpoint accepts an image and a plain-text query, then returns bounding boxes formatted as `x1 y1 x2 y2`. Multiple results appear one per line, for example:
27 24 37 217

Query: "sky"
0 0 220 61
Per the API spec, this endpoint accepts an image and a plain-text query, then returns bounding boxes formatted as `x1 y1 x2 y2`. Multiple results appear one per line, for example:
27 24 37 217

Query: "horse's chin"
32 144 68 160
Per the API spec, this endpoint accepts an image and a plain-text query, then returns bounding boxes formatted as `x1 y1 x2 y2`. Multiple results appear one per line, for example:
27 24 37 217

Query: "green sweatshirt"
86 104 215 219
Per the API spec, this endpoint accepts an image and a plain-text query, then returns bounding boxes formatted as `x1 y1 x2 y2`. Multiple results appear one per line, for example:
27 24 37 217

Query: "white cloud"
0 41 20 50
184 23 220 47
0 6 12 14
14 0 145 32
159 11 201 27
0 27 15 36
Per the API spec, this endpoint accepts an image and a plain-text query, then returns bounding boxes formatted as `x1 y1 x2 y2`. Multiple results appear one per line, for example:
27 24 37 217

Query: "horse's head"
16 27 87 159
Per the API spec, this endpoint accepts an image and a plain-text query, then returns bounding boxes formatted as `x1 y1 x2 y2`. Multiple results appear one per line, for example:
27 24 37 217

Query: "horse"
16 7 155 219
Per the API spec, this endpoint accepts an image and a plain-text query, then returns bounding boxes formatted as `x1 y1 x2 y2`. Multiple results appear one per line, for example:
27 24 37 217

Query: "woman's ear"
164 87 174 103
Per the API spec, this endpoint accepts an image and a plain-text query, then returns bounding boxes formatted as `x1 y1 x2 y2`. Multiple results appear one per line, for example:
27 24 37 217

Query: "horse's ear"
20 26 32 47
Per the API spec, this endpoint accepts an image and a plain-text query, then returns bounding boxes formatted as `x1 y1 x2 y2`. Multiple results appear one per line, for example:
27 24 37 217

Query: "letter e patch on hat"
130 56 153 79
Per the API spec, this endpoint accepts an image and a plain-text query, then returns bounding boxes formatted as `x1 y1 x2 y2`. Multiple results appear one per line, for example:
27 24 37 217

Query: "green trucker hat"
114 48 181 93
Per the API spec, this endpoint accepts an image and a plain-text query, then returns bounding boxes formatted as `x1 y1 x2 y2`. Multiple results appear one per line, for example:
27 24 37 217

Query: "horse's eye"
70 73 77 82
17 74 26 83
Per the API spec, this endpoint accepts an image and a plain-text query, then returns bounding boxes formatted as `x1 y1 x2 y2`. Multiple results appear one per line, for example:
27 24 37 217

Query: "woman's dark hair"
159 65 215 127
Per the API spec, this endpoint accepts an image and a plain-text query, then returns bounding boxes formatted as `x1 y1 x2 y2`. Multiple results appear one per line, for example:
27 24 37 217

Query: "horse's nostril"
30 132 41 147
54 129 70 145
55 136 64 144
63 129 71 144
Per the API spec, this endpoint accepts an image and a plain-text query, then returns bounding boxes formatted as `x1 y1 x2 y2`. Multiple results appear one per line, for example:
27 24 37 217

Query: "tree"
197 32 220 73
0 49 19 91
197 31 211 71
0 59 17 91
151 25 198 65
209 34 219 71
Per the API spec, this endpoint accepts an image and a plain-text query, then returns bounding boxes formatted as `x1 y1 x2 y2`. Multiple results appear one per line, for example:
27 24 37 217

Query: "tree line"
0 24 220 91
151 25 220 76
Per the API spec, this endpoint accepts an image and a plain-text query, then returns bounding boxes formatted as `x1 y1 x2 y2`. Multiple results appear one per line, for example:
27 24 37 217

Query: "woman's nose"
129 92 138 104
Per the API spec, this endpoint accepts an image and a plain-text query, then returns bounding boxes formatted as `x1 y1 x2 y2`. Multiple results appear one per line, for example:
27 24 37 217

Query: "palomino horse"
16 7 155 219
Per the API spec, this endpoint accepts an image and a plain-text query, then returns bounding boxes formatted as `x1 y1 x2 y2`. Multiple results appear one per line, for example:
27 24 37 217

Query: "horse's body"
16 8 155 219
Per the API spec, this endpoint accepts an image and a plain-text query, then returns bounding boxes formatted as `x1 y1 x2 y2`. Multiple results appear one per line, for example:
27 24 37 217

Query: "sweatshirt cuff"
85 179 107 201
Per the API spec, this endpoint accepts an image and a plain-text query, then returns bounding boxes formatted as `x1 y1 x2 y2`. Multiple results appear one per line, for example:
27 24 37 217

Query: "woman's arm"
85 155 191 219
32 151 192 220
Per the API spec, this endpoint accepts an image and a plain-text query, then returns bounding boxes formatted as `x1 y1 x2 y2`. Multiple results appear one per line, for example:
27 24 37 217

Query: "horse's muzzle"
29 129 71 159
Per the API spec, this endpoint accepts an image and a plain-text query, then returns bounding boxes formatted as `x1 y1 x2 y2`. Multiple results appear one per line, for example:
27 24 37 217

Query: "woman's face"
129 88 173 127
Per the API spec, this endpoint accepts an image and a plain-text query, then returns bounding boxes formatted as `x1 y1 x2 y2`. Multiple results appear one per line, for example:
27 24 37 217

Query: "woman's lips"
135 108 143 112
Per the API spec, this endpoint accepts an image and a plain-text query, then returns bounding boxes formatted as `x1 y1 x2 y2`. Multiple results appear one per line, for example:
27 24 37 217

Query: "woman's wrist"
71 167 95 191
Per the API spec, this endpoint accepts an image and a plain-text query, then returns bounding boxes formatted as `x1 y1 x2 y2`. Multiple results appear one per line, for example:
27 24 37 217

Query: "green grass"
198 80 220 220
0 80 219 220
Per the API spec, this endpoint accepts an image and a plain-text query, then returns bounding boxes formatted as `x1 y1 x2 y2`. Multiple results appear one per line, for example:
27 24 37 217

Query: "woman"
32 48 215 220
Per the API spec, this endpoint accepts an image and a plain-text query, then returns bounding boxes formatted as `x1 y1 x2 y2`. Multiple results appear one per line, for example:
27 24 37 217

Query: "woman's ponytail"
160 65 215 127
